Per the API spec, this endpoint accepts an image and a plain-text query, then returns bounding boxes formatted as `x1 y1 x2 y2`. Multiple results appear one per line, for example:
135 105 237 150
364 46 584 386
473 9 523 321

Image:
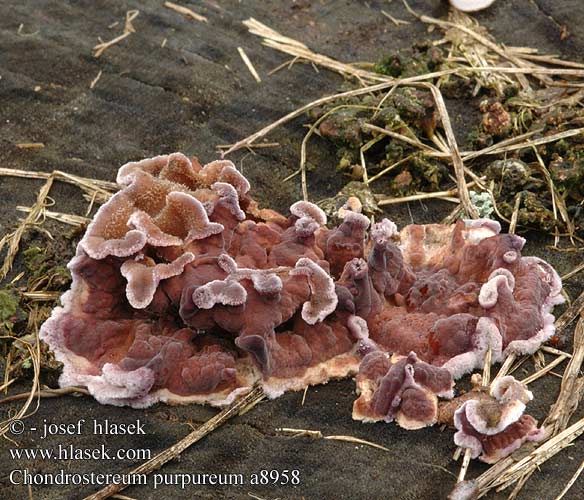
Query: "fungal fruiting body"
352 350 454 429
453 376 546 463
41 153 562 429
40 154 365 407
366 218 564 379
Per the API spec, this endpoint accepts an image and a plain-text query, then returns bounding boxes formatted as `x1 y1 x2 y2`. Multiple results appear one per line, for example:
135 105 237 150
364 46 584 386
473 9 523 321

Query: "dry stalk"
441 204 464 225
243 18 384 84
16 206 90 227
482 346 492 386
474 317 584 497
506 317 583 497
554 290 584 340
521 354 570 385
491 416 584 492
377 190 460 206
544 316 584 436
0 386 90 404
492 353 517 383
422 84 480 217
381 10 410 27
90 70 103 89
21 291 62 301
93 10 139 58
217 142 279 151
362 123 443 156
508 193 522 234
457 345 494 482
541 346 572 358
277 427 391 452
221 69 461 157
0 175 54 280
0 334 41 438
554 459 584 500
238 47 262 83
367 155 413 184
561 261 584 281
301 386 309 406
235 19 489 216
164 1 207 23
0 167 118 194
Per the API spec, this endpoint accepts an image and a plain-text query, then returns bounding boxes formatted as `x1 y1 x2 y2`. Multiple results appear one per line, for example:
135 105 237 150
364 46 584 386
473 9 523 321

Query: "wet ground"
1 1 583 499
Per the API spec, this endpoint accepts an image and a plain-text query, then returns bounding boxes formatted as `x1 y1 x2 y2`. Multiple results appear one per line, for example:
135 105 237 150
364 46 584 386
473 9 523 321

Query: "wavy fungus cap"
40 153 562 411
453 376 545 463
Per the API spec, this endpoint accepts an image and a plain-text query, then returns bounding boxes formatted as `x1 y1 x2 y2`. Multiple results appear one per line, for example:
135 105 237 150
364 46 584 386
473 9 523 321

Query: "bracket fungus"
40 154 362 407
41 153 563 424
452 376 545 463
353 350 454 429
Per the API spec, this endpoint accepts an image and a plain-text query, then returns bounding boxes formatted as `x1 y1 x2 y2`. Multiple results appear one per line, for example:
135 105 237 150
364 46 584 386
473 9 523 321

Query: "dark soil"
1 1 583 499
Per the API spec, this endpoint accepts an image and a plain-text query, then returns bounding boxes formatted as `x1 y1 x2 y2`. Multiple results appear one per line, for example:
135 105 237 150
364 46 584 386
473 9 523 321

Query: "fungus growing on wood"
40 154 361 407
452 376 545 463
353 350 454 429
40 153 563 411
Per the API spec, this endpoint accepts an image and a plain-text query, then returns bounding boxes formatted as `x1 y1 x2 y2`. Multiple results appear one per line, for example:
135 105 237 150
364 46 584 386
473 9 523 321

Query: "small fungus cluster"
40 153 562 464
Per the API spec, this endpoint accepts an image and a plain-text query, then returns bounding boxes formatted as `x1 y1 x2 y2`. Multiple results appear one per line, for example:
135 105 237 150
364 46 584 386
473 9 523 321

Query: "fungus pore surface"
40 154 563 410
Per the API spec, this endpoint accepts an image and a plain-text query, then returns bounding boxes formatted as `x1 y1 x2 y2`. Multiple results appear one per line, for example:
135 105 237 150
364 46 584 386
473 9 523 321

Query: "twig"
492 353 517 383
544 316 584 435
482 346 492 386
93 10 139 58
561 261 584 281
458 449 472 482
506 317 584 497
521 354 569 385
420 82 478 218
0 167 117 207
554 290 584 340
0 167 117 191
362 123 442 156
508 193 522 234
238 47 262 83
220 69 458 157
217 142 280 150
541 346 572 358
554 459 584 500
16 206 90 227
21 291 62 301
0 175 54 280
164 1 207 23
90 70 103 89
277 427 390 452
377 190 460 206
0 336 41 437
83 387 265 500
16 143 44 149
491 417 584 491
0 386 90 404
474 317 584 497
301 386 308 406
94 32 132 59
381 10 410 27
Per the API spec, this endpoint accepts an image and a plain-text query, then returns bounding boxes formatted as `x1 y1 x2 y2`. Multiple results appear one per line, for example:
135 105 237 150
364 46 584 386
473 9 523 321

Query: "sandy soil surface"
1 1 583 499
